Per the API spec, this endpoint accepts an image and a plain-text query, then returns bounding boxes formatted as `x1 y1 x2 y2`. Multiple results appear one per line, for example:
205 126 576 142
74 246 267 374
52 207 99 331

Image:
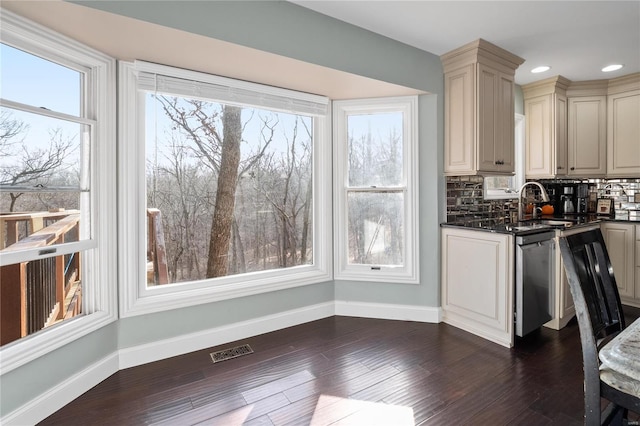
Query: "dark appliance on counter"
542 182 590 216
515 231 555 337
575 183 589 214
543 183 571 216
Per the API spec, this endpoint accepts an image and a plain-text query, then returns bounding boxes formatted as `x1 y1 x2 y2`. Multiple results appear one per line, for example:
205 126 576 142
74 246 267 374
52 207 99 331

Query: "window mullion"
0 98 96 126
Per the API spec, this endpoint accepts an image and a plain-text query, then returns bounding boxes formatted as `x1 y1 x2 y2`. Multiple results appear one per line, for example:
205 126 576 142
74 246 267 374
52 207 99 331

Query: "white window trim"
0 11 117 373
333 96 419 284
118 61 332 318
484 113 525 199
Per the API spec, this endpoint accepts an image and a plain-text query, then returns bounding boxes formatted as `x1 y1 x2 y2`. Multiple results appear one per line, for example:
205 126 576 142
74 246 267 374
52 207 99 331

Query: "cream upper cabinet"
607 73 640 177
442 39 524 176
567 81 608 177
523 76 569 178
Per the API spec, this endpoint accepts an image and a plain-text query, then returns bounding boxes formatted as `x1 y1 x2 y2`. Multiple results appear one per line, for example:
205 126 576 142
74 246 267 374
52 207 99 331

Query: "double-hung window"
333 97 419 283
119 61 332 316
0 11 116 371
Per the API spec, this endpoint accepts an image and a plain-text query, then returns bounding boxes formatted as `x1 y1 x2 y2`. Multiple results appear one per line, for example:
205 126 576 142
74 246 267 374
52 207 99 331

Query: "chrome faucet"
518 181 550 221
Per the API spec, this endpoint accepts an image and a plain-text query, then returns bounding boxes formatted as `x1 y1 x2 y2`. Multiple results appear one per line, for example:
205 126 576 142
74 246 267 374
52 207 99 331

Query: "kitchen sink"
537 220 575 228
505 219 575 232
505 223 552 232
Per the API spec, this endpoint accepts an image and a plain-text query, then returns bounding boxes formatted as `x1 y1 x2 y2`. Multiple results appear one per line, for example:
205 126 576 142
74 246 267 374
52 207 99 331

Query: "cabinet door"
636 225 640 308
607 90 640 176
601 223 635 299
441 228 514 347
568 96 607 176
525 94 553 177
555 95 568 175
497 71 515 171
525 93 568 178
636 239 640 307
560 262 575 319
477 63 499 172
477 65 515 174
444 64 475 175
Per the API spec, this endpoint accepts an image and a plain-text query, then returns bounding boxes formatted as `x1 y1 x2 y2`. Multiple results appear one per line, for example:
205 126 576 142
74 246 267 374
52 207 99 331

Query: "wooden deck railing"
0 211 82 346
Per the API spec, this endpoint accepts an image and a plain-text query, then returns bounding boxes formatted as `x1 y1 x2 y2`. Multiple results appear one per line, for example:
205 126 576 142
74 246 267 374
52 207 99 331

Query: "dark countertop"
441 215 638 236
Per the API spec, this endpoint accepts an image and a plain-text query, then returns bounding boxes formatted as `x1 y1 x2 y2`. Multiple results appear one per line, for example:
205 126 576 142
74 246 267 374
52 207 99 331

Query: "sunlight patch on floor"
310 394 415 425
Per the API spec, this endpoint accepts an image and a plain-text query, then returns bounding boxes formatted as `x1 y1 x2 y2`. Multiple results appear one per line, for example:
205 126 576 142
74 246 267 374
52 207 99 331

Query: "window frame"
0 10 117 373
118 61 332 318
332 96 419 284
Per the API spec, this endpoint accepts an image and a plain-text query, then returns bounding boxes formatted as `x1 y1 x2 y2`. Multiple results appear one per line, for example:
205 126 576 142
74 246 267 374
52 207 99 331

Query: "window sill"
120 266 332 318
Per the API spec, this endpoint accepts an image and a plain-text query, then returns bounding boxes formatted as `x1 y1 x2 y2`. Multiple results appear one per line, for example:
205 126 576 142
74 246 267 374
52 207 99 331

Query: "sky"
0 43 83 173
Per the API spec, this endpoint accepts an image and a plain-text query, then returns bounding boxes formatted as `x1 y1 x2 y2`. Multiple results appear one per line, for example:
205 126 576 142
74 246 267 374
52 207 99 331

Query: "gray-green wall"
2 1 444 416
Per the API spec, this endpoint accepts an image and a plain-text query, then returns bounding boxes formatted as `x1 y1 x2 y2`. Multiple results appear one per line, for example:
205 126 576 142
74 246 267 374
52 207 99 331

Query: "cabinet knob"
557 166 563 170
570 167 575 171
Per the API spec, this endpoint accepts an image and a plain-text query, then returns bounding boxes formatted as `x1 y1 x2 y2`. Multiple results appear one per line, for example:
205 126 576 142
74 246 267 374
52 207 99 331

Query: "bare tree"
256 116 312 267
149 133 210 282
206 105 241 277
156 97 275 278
1 111 76 212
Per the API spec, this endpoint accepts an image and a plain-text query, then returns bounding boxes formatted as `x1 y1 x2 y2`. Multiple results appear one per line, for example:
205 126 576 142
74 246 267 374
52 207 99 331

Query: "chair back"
558 228 626 425
559 228 625 348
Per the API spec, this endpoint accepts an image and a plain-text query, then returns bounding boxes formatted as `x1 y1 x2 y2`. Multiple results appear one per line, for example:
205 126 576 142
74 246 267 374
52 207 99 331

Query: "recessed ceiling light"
602 64 624 72
531 66 551 74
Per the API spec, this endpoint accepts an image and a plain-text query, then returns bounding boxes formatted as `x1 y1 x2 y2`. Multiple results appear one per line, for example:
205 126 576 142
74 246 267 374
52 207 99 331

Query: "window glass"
0 43 82 117
0 107 86 190
333 97 418 283
145 93 314 285
347 191 404 265
0 106 90 250
345 110 405 268
347 112 403 187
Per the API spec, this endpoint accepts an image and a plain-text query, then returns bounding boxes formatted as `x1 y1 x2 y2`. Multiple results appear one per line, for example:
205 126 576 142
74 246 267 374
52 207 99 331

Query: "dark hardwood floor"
40 307 640 425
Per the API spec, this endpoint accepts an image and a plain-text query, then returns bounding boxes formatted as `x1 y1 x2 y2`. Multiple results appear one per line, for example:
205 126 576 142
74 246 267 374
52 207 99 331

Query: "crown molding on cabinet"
440 38 525 74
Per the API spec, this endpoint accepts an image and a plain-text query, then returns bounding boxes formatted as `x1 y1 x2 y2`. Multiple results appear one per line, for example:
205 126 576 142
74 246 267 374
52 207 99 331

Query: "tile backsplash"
594 179 640 220
446 176 518 227
446 176 640 225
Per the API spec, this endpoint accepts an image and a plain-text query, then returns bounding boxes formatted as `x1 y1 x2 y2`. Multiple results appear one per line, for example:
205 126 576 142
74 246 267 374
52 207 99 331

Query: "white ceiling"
291 1 640 85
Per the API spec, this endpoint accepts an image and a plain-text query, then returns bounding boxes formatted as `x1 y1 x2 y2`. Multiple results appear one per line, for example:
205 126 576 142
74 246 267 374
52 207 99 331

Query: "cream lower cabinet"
636 226 640 307
601 222 637 307
544 225 600 330
441 227 514 347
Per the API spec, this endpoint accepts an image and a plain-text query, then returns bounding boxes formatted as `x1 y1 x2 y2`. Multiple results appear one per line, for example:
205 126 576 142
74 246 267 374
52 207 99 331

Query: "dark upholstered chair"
559 228 640 425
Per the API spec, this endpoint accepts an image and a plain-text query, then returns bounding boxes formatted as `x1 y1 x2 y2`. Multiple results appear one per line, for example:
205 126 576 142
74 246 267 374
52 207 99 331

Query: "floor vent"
210 344 254 363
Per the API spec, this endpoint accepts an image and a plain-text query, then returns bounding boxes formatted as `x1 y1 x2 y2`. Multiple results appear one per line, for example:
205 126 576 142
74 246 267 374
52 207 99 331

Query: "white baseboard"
3 300 441 424
3 352 119 426
119 301 336 369
335 300 442 323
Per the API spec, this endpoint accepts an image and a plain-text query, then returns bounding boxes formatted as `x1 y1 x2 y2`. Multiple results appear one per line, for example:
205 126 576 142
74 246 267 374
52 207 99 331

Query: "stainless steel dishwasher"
515 231 556 337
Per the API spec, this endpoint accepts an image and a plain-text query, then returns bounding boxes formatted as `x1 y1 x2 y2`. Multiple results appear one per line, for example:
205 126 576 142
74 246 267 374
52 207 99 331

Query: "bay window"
119 62 332 317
